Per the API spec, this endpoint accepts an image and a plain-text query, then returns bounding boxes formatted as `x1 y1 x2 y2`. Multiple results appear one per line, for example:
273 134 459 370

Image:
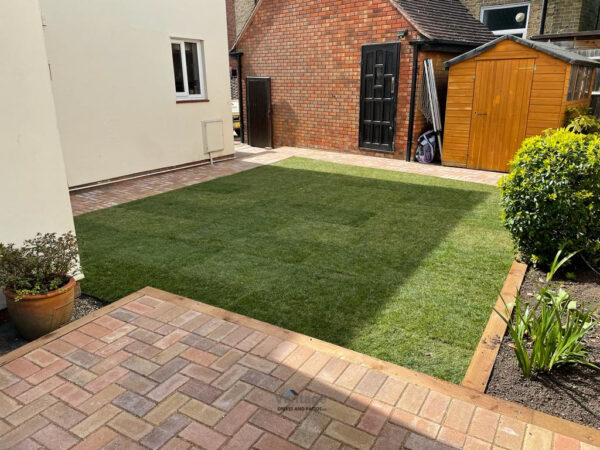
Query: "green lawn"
75 157 513 383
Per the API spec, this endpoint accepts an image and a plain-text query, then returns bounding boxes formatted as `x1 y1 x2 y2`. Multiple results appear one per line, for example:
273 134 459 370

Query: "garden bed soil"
487 266 600 429
0 294 106 357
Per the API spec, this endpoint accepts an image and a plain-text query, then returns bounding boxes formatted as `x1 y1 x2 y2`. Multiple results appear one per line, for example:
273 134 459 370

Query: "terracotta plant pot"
4 277 75 340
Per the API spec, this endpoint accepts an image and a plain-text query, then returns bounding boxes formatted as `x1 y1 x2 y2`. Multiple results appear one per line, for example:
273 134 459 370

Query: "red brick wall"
236 0 432 159
226 0 237 50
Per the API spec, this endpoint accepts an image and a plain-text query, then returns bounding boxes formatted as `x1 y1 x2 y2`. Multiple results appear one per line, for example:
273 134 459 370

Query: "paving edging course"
2 284 599 447
461 260 528 392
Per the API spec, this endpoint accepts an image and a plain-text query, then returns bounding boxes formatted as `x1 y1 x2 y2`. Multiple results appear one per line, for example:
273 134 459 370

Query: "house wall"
580 0 600 31
543 0 585 34
40 0 235 187
235 0 434 160
460 0 544 37
460 0 600 36
226 0 237 49
443 39 579 168
0 0 77 309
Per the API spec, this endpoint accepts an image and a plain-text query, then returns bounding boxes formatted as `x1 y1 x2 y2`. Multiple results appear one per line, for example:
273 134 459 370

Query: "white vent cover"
202 119 224 155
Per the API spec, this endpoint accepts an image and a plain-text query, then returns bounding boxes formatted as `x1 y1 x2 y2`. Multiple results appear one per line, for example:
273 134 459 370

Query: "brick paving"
1 288 599 449
70 144 502 216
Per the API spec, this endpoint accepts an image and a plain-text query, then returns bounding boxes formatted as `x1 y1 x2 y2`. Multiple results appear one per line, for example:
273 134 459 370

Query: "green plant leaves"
0 232 79 299
494 251 599 380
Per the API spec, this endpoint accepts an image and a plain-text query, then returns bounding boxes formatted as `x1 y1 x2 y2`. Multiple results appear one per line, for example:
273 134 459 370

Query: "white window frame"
171 39 207 101
480 3 530 38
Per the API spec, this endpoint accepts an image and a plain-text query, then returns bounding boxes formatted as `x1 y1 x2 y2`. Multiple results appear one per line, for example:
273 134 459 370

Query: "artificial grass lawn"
75 157 513 383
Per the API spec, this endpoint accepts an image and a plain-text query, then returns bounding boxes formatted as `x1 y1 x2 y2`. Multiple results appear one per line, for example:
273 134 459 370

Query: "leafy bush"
564 106 591 126
566 114 600 135
500 129 600 266
564 106 600 134
496 250 599 380
0 232 79 300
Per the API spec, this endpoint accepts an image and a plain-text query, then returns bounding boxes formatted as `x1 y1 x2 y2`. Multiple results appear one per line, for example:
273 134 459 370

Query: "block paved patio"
0 288 599 449
70 144 503 216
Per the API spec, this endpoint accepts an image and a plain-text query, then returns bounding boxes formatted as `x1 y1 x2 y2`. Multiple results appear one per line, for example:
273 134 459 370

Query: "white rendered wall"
40 0 235 187
0 0 77 308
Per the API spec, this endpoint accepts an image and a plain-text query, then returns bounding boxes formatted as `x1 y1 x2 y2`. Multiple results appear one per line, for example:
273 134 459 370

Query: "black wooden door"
246 77 272 148
359 43 400 153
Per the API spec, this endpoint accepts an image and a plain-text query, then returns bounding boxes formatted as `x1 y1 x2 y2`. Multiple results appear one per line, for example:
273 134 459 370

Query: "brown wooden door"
246 77 272 148
467 58 535 172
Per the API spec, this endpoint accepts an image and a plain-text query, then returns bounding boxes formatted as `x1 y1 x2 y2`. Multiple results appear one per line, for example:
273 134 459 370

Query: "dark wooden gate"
246 77 272 148
358 43 400 153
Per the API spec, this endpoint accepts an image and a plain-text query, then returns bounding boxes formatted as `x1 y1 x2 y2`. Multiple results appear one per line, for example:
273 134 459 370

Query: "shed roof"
233 0 495 51
445 34 600 68
390 0 495 45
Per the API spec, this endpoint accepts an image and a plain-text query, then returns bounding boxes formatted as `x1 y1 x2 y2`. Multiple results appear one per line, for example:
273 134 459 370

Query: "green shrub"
566 114 600 134
564 106 600 134
500 129 600 266
496 250 600 380
564 106 591 126
0 232 79 300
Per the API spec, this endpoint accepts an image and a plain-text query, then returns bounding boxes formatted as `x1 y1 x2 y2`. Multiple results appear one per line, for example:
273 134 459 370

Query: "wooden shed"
443 35 599 172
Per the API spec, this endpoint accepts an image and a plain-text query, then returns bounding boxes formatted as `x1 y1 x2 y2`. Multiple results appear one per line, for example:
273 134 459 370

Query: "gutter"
540 0 548 35
412 38 490 48
530 30 600 40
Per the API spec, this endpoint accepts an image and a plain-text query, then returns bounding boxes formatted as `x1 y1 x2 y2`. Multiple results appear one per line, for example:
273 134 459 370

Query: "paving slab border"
141 286 600 446
462 260 528 392
0 290 145 366
1 285 599 446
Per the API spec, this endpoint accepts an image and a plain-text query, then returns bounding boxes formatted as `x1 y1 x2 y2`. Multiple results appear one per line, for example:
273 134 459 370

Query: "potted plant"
0 232 79 340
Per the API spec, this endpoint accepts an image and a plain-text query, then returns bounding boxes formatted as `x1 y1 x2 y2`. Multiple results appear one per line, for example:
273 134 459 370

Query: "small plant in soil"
0 232 79 301
496 250 600 380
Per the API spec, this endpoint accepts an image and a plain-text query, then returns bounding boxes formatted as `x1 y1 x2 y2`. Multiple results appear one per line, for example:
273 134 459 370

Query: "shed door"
468 58 534 172
359 43 400 153
246 77 272 148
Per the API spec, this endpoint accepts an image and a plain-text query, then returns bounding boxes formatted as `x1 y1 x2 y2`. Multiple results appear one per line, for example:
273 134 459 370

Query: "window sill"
176 99 209 104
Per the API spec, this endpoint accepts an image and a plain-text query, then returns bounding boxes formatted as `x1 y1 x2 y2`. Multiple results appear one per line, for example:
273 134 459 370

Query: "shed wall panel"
443 61 476 167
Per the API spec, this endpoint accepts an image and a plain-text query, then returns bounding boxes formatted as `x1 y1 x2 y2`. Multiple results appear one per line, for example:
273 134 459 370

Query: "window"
481 3 529 37
567 66 594 101
171 40 206 100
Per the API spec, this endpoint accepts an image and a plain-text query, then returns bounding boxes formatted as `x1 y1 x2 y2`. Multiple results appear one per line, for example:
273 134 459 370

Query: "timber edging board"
461 260 528 392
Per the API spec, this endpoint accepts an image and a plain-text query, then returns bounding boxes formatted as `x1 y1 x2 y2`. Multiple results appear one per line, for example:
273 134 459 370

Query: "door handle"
475 112 488 116
391 77 395 94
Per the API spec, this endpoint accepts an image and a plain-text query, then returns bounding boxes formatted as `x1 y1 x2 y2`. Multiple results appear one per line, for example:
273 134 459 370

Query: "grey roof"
445 34 600 68
390 0 495 45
